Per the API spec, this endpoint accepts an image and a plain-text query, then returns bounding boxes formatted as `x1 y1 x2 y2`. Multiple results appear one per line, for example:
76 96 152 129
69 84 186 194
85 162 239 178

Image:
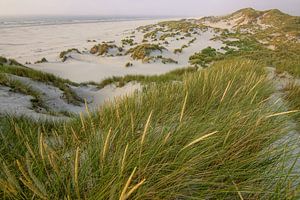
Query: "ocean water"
0 15 165 28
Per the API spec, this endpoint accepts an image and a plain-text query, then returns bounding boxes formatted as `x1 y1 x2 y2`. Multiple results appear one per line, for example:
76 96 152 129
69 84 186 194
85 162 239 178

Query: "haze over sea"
0 15 173 29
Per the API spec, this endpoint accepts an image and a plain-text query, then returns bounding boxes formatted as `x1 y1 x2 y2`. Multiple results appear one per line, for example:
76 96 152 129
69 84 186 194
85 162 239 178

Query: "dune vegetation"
0 73 46 110
90 43 122 56
0 8 300 199
126 44 166 61
1 59 299 199
34 57 48 64
97 67 198 88
59 48 81 61
0 63 82 105
121 38 135 46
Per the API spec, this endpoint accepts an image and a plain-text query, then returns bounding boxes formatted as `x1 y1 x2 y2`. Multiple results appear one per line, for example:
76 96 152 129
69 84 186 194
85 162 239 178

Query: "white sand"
1 18 224 83
0 85 67 120
27 28 223 83
0 19 169 63
0 18 225 119
72 83 141 110
0 72 141 119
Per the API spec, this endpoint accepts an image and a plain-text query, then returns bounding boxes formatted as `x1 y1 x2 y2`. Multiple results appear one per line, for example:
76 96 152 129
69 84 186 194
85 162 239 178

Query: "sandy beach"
0 17 224 83
0 19 166 63
0 16 226 118
1 2 300 197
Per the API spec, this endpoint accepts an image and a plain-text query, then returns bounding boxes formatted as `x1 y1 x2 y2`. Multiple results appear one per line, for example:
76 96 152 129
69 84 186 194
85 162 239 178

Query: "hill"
0 8 300 199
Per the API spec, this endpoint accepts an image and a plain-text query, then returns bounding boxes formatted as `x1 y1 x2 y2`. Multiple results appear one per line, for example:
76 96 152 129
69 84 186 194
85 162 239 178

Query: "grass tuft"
0 59 298 199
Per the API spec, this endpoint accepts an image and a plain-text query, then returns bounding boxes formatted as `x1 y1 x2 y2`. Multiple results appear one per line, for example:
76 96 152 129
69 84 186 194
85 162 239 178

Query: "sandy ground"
0 74 141 120
0 17 219 119
1 17 225 83
0 18 176 63
266 67 300 177
0 17 225 119
28 29 223 82
27 29 223 82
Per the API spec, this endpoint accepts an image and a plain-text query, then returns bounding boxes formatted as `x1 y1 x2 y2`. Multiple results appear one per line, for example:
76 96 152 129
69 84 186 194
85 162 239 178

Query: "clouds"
0 0 299 16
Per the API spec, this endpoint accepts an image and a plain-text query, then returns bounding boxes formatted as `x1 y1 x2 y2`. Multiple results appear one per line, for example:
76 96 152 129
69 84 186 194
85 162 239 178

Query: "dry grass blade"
232 181 244 200
265 110 299 119
80 112 85 130
102 128 112 161
2 162 21 191
16 160 30 182
180 92 188 123
163 132 171 144
0 179 18 196
220 80 232 103
247 78 263 95
182 131 219 150
121 144 129 174
124 178 146 199
26 153 48 198
120 167 137 200
141 111 153 145
74 147 80 199
39 132 45 161
19 178 48 199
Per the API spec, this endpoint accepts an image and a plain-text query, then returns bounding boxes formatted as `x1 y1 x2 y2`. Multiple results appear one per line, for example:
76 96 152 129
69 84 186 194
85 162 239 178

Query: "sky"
0 0 299 17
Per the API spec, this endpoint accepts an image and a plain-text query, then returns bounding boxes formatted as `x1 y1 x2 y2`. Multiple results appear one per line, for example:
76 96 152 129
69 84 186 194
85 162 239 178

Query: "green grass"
90 43 119 55
121 38 135 46
284 83 300 125
0 56 24 67
0 64 82 105
126 44 166 61
176 44 188 53
159 32 178 41
59 48 81 62
1 59 298 199
96 67 198 88
34 57 48 64
0 73 46 110
0 56 8 64
189 46 224 67
159 57 178 64
143 28 164 39
0 9 299 199
59 48 81 59
193 34 300 77
158 20 201 33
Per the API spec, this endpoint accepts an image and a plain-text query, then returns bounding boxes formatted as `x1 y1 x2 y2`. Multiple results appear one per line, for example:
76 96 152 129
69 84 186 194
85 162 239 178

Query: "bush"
159 33 176 41
189 47 224 67
34 57 48 64
87 39 97 42
121 38 134 46
125 62 133 67
90 43 122 56
59 48 81 59
174 48 182 54
126 44 166 60
184 32 192 37
161 57 178 64
0 56 8 64
188 37 197 45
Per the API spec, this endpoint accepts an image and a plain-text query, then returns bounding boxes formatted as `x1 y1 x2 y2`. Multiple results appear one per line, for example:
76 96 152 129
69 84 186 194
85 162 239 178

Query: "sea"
0 15 169 29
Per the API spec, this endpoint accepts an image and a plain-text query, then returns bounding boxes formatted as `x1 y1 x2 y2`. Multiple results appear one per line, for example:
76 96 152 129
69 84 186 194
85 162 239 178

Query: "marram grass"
0 59 299 199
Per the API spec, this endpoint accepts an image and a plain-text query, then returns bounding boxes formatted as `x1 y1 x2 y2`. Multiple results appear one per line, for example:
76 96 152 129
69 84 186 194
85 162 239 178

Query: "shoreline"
0 18 181 63
0 16 181 29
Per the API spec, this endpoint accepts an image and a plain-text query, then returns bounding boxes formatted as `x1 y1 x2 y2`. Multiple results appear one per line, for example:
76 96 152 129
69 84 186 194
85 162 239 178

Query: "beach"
0 17 225 83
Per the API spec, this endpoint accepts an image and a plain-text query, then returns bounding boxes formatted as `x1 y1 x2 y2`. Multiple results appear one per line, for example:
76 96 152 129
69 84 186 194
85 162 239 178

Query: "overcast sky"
0 0 299 17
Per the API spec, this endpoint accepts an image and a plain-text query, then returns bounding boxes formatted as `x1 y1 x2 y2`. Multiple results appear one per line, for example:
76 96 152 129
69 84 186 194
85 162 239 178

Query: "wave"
0 15 165 29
